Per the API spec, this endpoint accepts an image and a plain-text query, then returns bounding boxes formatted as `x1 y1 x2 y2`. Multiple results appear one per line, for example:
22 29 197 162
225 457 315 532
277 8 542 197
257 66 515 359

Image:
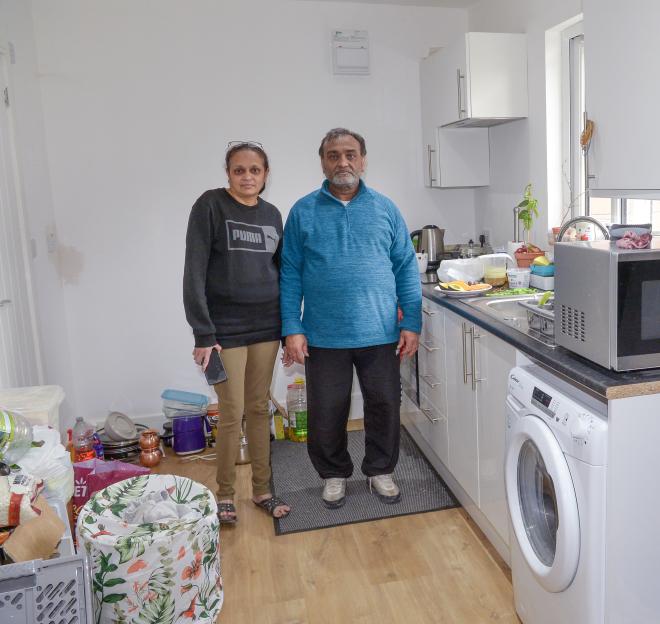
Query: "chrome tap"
556 216 610 242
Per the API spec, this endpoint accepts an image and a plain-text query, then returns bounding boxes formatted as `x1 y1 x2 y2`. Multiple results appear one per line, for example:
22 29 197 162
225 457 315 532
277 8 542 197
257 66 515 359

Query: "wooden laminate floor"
155 434 518 624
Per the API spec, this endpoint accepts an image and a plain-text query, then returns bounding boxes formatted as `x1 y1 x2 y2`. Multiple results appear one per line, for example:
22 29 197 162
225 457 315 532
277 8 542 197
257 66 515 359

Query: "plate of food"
434 281 493 298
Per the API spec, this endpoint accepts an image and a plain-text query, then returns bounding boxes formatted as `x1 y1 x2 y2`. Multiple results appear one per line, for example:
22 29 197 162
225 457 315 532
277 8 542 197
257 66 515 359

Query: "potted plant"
515 183 545 267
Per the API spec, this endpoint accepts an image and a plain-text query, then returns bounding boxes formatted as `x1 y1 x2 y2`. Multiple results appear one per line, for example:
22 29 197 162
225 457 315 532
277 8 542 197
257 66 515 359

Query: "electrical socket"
46 223 57 253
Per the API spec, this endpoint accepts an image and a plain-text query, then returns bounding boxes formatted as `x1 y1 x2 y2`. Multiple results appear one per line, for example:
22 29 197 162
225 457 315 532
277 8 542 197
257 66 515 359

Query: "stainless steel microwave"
554 238 660 371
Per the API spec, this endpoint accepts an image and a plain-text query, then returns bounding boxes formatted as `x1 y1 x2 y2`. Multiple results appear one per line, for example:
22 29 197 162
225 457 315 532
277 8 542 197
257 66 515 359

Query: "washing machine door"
505 413 580 593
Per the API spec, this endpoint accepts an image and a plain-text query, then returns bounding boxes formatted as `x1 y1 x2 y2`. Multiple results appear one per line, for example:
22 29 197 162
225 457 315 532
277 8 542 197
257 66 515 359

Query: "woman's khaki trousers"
213 340 279 500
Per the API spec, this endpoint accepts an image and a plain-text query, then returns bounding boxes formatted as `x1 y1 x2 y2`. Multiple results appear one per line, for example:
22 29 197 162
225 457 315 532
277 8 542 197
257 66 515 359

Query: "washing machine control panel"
508 366 608 465
531 386 558 417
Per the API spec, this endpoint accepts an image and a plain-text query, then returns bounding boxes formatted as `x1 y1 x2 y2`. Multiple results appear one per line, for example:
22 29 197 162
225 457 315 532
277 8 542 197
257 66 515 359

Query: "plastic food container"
0 386 65 431
531 264 555 277
507 268 531 288
479 253 516 287
172 414 207 455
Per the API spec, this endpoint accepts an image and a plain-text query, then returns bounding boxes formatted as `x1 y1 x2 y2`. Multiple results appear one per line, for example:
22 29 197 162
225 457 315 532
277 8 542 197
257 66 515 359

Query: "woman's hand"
193 344 222 371
281 347 295 368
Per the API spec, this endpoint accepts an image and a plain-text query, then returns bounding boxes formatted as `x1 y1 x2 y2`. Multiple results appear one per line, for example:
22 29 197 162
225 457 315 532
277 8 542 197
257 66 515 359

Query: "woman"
183 141 290 523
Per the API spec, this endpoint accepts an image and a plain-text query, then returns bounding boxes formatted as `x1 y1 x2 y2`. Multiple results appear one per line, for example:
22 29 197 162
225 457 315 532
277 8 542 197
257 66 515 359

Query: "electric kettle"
411 225 445 270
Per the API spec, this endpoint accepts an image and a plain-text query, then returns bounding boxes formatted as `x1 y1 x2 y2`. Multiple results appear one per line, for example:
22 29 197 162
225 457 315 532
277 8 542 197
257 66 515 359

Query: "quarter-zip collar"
320 178 367 205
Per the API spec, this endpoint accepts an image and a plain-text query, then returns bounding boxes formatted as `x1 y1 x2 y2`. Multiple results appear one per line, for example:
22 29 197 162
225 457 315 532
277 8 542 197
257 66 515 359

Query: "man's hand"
193 344 222 371
397 330 419 361
285 334 309 365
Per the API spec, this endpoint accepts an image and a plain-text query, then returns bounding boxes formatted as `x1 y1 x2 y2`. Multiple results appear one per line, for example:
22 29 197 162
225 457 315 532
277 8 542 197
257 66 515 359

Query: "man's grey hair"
318 128 367 157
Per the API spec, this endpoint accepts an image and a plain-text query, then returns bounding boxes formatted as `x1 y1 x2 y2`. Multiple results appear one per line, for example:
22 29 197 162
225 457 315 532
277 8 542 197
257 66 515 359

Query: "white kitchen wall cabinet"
435 32 528 129
420 33 527 188
584 0 660 192
421 49 490 188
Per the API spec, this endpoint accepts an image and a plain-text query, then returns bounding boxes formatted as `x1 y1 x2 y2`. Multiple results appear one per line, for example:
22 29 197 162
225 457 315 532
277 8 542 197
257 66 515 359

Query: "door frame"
0 46 43 386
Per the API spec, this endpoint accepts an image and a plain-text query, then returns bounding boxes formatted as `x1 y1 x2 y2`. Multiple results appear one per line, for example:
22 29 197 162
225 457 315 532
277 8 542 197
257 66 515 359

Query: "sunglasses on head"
226 140 264 150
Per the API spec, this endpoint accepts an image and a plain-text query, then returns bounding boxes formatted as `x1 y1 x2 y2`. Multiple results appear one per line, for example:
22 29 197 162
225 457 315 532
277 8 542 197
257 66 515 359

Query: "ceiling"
299 0 479 8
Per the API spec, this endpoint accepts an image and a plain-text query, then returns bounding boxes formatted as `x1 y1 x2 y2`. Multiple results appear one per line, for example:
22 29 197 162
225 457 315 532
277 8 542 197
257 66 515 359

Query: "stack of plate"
95 424 148 462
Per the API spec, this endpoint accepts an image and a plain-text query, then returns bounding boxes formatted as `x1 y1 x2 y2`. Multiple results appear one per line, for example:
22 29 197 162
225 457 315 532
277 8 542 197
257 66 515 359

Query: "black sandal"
253 496 290 518
217 502 237 524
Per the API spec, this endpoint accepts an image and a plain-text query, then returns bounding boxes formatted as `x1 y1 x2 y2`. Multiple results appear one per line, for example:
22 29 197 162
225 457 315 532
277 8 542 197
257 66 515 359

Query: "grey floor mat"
270 427 459 535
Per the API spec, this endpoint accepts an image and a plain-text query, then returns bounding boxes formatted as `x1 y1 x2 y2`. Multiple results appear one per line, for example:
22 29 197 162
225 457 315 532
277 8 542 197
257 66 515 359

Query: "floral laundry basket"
77 473 222 624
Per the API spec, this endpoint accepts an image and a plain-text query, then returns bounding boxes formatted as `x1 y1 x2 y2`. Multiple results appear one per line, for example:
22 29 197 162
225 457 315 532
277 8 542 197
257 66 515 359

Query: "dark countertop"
423 284 660 401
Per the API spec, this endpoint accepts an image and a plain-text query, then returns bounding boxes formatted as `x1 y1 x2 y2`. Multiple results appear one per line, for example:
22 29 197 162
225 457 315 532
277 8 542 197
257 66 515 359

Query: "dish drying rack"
518 297 556 348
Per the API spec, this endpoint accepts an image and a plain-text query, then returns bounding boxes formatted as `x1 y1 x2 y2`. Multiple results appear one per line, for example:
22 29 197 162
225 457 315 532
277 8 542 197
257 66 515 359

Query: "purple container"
172 414 206 455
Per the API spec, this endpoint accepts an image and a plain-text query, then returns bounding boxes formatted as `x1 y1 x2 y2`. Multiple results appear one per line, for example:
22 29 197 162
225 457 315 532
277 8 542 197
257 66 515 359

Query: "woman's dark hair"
318 128 367 157
225 143 270 194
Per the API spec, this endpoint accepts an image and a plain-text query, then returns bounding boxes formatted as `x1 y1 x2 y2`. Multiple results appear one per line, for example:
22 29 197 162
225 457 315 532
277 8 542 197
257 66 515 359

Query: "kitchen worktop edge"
423 285 660 401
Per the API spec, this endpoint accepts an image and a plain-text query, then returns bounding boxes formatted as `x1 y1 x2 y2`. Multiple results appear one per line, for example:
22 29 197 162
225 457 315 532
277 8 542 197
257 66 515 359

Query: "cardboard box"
3 496 65 563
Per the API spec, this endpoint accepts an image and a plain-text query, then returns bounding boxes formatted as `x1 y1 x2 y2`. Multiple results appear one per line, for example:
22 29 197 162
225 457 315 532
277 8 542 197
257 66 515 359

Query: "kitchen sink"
465 294 556 347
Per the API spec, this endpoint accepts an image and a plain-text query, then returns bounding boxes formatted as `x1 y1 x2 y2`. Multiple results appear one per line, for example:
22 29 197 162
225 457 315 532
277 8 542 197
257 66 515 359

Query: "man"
280 128 422 508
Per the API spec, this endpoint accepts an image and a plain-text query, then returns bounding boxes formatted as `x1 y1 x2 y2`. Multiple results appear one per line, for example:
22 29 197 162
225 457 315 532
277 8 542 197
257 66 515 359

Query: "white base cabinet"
415 299 449 467
444 310 480 504
474 324 516 544
405 298 514 550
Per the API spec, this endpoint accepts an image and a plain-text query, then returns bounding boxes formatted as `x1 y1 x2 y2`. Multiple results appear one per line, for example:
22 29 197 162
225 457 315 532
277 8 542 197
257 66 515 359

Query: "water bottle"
72 416 96 462
0 408 34 464
286 380 308 443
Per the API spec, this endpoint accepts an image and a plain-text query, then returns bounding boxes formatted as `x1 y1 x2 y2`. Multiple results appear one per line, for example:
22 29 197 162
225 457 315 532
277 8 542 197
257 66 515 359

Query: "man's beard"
330 171 359 190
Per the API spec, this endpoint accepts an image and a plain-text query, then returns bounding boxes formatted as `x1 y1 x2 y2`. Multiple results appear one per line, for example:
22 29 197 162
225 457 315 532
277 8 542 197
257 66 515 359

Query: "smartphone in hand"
204 349 228 385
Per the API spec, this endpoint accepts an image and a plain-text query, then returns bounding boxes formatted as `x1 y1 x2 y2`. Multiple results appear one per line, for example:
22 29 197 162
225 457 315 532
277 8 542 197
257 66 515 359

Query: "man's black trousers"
304 342 401 479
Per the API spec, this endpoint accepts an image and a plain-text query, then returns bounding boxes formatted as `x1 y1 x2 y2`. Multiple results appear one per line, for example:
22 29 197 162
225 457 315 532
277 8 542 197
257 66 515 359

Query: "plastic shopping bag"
73 459 150 527
18 425 74 503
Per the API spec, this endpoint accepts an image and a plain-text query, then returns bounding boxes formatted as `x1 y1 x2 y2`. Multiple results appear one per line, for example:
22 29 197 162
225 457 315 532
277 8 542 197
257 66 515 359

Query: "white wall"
468 0 582 249
2 0 477 426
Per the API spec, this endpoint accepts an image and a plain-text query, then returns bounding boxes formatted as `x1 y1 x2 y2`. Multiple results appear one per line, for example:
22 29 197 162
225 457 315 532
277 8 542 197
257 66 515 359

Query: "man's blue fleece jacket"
280 179 422 348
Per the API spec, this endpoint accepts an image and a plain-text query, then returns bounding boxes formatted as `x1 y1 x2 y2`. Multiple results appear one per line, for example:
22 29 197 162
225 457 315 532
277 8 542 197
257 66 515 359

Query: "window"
567 31 585 220
564 24 660 234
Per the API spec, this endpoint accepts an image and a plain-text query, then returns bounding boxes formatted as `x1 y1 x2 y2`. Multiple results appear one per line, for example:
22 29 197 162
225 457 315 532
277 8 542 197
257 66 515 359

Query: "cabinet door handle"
462 322 472 384
470 331 485 391
422 307 436 317
420 341 441 352
421 374 441 388
427 144 436 185
421 407 441 423
456 69 466 118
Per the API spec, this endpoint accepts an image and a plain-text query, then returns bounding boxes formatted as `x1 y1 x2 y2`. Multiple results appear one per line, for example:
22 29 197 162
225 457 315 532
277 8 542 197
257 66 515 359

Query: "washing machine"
505 364 607 624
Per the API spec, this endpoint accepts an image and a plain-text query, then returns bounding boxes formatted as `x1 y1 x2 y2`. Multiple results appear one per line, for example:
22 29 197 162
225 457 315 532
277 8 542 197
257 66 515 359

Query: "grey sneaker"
368 473 401 504
322 478 347 508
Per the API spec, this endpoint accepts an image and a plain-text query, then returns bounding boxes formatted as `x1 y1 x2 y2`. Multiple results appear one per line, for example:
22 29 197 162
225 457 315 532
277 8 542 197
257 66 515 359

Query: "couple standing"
183 128 422 524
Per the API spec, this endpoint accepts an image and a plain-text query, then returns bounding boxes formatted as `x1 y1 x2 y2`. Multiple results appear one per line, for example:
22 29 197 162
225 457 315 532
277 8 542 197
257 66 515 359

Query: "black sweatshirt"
183 188 283 348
